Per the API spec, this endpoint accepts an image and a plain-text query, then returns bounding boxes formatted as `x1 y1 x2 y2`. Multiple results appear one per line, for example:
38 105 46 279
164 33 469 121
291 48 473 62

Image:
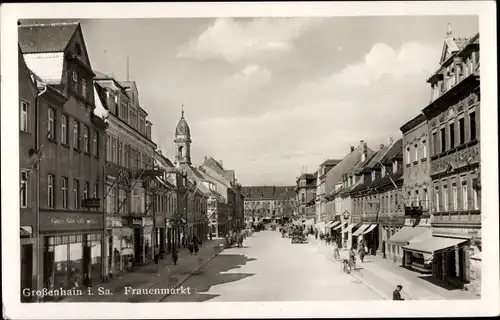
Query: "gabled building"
93 72 158 276
18 44 39 302
315 159 341 225
404 27 481 292
350 138 405 259
295 172 317 221
19 22 108 299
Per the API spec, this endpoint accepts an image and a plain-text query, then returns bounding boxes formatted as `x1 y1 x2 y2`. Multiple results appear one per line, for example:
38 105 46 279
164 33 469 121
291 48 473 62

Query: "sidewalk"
62 239 226 302
309 238 478 300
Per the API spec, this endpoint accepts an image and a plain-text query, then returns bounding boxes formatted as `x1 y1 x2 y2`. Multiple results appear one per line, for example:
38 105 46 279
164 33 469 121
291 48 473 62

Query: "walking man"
154 245 160 271
393 285 405 300
172 245 178 265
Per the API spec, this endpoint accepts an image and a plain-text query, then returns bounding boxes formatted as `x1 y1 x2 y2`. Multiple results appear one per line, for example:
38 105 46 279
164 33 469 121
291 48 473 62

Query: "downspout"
35 83 47 301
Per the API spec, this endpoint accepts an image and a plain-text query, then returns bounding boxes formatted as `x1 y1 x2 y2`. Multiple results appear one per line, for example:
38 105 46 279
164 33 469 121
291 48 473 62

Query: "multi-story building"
241 186 296 225
336 141 381 247
350 139 404 260
19 45 39 301
315 159 341 225
386 114 433 271
295 172 317 222
93 73 157 277
19 22 108 299
154 151 182 251
323 142 375 238
172 110 210 241
404 28 481 291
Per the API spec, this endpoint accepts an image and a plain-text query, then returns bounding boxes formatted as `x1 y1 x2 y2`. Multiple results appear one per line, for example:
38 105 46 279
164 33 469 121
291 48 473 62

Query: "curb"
349 270 390 300
157 245 225 302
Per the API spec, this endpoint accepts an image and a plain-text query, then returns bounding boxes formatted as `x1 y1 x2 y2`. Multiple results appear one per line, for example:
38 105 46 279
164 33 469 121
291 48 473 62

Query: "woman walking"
172 245 178 265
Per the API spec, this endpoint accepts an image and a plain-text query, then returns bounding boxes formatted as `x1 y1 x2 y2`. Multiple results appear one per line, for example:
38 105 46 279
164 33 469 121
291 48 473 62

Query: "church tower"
174 107 192 166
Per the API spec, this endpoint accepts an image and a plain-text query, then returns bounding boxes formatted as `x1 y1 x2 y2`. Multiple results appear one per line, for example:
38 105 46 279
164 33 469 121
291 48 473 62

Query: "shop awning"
342 223 356 233
352 224 370 236
403 236 468 255
323 221 334 227
388 226 431 246
328 221 341 229
333 222 345 230
362 224 378 235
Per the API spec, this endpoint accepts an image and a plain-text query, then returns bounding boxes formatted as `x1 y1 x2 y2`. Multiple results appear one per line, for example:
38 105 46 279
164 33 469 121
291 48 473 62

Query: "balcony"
404 199 430 216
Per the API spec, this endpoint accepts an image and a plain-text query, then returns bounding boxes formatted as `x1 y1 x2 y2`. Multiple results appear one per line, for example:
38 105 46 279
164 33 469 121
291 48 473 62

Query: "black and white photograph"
1 2 498 319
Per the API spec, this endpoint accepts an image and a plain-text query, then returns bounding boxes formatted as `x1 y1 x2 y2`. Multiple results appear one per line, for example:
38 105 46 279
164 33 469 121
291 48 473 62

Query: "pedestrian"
358 244 366 263
209 232 213 241
154 245 160 270
332 241 339 260
172 246 178 265
193 235 199 255
393 285 405 300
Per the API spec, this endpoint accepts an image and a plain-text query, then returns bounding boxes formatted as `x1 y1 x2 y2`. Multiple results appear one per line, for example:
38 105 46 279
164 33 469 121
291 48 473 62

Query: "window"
462 182 468 210
61 115 68 144
107 186 116 214
452 184 457 210
139 117 145 135
72 71 78 92
118 141 123 166
61 177 68 209
443 185 448 211
440 127 446 152
73 179 79 209
423 189 428 209
422 140 427 158
414 144 418 162
48 175 55 208
435 187 440 211
72 121 79 149
449 123 455 149
301 192 305 203
93 183 99 199
111 138 117 163
415 190 420 206
92 131 98 156
20 101 29 132
381 166 386 177
393 160 398 174
83 126 89 153
20 170 29 208
119 189 127 213
48 108 55 140
432 131 438 155
124 144 129 168
469 112 476 141
458 117 465 145
81 79 87 98
473 187 478 210
106 135 111 161
406 147 411 164
371 171 376 181
83 181 89 200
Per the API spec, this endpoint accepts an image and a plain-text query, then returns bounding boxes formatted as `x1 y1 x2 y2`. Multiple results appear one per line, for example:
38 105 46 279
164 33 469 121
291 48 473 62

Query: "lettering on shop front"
49 217 99 225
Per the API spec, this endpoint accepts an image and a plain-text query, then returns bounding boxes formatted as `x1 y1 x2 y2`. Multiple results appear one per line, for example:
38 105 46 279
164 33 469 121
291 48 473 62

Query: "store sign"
82 198 101 209
122 217 143 227
40 212 103 232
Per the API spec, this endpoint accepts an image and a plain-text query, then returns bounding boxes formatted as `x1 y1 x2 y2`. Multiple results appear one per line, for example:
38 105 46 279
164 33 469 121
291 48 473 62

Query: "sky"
22 16 478 186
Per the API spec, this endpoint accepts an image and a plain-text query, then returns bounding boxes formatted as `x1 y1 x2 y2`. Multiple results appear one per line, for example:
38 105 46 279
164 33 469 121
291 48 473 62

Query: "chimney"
204 156 207 162
350 146 355 152
380 144 385 149
388 137 394 145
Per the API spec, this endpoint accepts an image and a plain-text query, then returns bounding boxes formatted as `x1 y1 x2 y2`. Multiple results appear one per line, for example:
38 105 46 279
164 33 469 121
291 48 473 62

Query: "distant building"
295 172 317 222
314 159 341 224
241 186 296 225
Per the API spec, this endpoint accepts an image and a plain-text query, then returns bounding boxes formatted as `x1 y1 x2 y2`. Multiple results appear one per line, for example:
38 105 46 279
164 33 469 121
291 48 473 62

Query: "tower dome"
175 109 191 137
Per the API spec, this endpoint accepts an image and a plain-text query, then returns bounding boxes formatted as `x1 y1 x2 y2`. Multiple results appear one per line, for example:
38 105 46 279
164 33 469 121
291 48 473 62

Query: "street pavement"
62 238 226 302
161 230 382 302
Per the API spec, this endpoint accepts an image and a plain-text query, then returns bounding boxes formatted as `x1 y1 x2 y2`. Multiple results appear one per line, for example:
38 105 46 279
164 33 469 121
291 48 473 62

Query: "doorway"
21 244 33 302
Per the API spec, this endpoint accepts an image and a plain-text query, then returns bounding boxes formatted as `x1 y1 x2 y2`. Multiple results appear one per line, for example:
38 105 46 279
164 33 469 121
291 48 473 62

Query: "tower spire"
446 23 452 37
126 56 130 81
181 101 184 119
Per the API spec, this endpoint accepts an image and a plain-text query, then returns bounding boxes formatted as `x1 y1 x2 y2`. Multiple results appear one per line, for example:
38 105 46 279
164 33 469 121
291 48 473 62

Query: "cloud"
177 18 321 62
188 41 441 185
230 64 272 88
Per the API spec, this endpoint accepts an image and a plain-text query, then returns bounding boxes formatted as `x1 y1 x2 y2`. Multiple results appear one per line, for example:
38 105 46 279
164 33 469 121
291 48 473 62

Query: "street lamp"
342 210 350 220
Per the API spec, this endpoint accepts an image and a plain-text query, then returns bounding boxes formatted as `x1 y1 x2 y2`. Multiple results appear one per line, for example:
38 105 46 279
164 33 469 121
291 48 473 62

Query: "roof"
400 114 427 134
241 186 296 200
380 139 403 165
322 159 342 166
18 22 79 53
325 144 374 195
175 110 191 137
23 52 64 84
93 84 109 120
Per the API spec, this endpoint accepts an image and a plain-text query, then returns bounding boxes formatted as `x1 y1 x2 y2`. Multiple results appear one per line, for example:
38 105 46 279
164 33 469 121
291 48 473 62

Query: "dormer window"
371 171 376 182
72 71 78 92
381 166 386 177
81 79 87 98
393 160 398 174
75 44 82 56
